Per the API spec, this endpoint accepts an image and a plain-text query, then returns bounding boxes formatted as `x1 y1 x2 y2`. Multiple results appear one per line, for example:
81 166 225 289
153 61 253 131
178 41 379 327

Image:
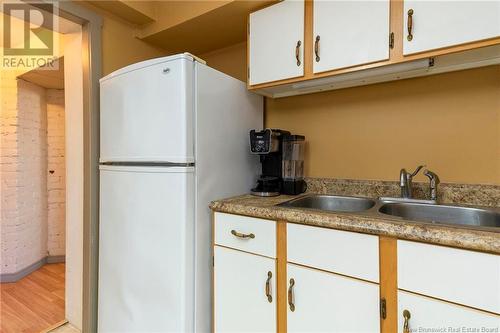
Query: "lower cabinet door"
398 291 500 333
287 263 380 332
214 246 276 332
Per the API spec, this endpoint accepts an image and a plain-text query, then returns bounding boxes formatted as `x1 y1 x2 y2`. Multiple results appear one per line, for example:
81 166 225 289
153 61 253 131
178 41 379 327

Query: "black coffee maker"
250 129 307 196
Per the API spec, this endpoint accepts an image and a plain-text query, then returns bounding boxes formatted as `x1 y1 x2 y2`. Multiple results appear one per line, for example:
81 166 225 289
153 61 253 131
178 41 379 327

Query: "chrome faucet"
400 165 425 199
380 165 438 204
424 169 440 201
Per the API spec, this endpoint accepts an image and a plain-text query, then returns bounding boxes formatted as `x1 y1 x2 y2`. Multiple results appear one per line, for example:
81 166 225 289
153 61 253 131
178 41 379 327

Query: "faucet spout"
400 168 410 198
400 165 425 199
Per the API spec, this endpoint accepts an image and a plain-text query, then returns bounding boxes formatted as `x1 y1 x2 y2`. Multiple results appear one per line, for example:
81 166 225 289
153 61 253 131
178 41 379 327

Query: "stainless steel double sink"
277 194 500 230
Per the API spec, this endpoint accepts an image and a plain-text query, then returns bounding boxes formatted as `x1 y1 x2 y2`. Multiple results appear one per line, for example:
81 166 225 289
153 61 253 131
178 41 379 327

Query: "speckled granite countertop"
209 179 500 254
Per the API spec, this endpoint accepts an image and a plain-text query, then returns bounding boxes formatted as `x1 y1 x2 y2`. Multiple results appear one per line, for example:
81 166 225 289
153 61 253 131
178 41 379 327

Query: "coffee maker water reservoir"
282 135 307 195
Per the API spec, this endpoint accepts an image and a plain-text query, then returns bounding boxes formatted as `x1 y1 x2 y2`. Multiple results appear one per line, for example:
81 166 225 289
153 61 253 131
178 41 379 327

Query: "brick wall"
46 89 66 257
0 73 66 275
1 70 22 274
16 79 49 271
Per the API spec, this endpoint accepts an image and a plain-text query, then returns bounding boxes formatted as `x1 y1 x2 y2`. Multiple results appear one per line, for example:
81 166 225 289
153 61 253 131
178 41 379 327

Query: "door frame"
60 3 102 331
27 1 103 331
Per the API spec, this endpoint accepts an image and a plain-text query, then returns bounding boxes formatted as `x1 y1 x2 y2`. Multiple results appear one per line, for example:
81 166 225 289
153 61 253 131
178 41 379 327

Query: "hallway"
0 263 65 333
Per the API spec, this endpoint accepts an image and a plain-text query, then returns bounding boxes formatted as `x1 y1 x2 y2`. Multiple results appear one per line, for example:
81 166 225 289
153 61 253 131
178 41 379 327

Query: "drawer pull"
403 309 411 333
295 40 302 66
230 229 255 239
314 35 320 62
288 278 295 311
407 9 414 41
265 271 273 303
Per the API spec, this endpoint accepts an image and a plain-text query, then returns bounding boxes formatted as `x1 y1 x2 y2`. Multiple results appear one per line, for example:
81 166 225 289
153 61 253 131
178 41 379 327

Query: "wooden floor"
0 263 65 333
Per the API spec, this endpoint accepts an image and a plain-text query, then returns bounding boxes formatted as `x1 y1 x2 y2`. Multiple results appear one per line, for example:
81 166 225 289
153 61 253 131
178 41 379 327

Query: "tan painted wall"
141 1 229 36
267 66 500 185
74 4 499 185
76 2 170 76
200 43 500 185
200 42 247 82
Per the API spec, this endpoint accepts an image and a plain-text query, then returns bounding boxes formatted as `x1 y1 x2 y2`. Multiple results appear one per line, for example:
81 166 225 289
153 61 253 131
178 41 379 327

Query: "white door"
403 1 500 55
287 264 380 333
398 291 500 332
313 0 390 73
214 246 276 332
98 165 195 333
249 0 304 85
100 57 194 163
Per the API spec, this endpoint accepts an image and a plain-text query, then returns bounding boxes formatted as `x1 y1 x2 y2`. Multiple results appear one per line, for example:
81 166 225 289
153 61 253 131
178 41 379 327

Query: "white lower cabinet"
398 291 500 333
213 215 500 332
287 263 380 333
398 240 500 314
214 246 276 333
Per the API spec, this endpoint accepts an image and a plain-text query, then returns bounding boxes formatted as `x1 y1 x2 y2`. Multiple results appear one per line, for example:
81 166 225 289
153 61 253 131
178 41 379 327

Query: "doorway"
0 2 101 332
0 54 67 331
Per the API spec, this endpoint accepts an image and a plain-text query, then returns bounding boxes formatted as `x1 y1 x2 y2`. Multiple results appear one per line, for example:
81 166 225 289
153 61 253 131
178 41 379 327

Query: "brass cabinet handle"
295 40 302 66
230 230 255 239
314 35 320 62
288 278 295 311
265 271 272 303
407 9 414 41
403 309 411 333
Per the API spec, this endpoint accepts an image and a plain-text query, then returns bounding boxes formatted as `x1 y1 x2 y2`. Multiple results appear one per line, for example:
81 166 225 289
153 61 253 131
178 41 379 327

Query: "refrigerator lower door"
98 165 195 333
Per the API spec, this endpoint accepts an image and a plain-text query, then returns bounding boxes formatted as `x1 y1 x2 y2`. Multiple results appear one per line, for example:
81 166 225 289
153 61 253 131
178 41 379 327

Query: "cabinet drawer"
287 223 379 283
398 240 500 314
214 212 276 258
397 291 499 333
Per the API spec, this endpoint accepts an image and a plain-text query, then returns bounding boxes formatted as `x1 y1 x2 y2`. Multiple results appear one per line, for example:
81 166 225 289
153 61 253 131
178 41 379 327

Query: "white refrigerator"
98 53 262 332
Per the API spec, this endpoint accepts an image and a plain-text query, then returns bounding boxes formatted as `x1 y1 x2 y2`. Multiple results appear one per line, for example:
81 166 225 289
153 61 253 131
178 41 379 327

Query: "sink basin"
278 195 376 213
379 202 500 228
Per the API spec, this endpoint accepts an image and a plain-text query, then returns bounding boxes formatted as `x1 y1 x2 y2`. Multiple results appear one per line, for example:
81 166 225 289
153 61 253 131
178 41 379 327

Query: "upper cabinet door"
403 1 500 55
313 0 390 74
249 0 304 85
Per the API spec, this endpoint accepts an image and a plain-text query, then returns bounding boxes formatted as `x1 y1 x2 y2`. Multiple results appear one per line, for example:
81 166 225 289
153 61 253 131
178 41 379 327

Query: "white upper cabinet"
287 264 380 333
403 1 500 55
249 0 304 85
313 0 390 73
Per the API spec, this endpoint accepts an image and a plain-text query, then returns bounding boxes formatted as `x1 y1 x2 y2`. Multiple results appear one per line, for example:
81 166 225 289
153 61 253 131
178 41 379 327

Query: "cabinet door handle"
295 40 302 66
265 271 273 303
403 309 411 333
314 35 320 62
230 230 255 239
407 9 414 41
288 278 295 311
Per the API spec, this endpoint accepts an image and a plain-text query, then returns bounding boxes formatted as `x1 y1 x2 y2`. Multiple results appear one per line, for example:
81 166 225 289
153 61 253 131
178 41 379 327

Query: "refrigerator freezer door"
100 57 194 163
98 165 195 332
